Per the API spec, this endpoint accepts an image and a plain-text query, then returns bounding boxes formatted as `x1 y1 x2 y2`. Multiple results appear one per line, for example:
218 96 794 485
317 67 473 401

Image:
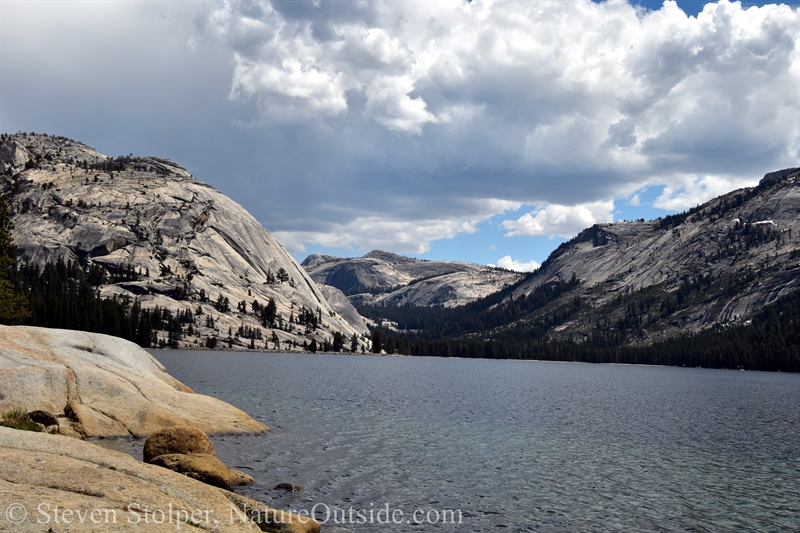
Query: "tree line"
360 264 800 371
365 287 800 372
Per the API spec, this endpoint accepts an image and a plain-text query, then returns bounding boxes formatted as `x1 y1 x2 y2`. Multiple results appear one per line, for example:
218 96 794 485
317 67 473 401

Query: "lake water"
123 351 799 532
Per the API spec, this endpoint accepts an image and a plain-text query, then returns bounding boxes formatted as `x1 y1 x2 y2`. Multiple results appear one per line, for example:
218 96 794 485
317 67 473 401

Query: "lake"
124 351 799 532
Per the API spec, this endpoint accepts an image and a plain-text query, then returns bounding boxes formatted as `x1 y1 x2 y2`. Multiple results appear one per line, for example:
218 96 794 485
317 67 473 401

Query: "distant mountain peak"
362 250 417 263
304 250 523 308
760 167 800 186
300 253 350 268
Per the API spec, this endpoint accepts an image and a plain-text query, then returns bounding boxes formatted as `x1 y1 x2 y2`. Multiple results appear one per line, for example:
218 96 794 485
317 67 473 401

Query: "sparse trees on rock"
276 267 289 283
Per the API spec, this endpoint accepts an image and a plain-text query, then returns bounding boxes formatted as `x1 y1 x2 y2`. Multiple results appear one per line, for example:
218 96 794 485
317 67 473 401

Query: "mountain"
508 167 800 344
359 169 800 369
1 133 367 350
302 250 524 308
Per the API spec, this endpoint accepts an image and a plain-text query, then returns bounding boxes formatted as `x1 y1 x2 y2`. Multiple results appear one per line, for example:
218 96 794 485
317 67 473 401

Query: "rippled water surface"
141 352 799 532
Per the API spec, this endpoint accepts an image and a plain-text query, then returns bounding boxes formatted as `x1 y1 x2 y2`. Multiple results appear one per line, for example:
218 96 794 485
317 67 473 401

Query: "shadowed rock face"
0 140 30 173
1 133 367 350
0 326 268 438
318 285 370 335
506 169 800 344
148 453 233 491
303 251 523 308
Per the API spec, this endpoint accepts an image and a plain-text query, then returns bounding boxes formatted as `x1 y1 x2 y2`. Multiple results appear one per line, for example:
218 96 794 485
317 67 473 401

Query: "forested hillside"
360 169 800 371
0 133 368 351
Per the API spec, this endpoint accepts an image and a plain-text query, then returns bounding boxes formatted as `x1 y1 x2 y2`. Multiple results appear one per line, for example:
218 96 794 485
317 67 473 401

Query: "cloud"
652 173 758 211
273 197 522 254
230 56 348 120
363 76 438 134
4 0 798 258
501 201 616 238
493 256 541 272
193 0 798 192
273 217 475 255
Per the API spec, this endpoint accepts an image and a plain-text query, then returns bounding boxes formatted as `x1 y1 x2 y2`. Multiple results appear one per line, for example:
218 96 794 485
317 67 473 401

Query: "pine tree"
350 333 358 352
261 297 277 326
371 330 382 353
332 331 344 352
276 267 289 283
0 194 29 324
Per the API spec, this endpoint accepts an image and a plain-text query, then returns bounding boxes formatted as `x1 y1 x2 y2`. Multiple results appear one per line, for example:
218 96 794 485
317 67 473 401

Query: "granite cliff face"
1 133 367 350
504 168 800 344
317 285 370 335
303 250 523 308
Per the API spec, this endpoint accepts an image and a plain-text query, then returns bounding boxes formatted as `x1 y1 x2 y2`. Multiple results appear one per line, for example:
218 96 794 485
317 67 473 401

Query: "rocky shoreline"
0 325 268 438
0 325 319 532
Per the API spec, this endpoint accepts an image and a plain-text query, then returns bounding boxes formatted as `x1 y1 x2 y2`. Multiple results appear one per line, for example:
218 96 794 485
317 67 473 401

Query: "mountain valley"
2 132 799 370
357 169 800 370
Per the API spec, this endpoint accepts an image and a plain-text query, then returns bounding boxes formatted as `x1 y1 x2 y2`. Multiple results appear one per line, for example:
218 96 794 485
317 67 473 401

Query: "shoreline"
147 347 791 373
0 325 319 532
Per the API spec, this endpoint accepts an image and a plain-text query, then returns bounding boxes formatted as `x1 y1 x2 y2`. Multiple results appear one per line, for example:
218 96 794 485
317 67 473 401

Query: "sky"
1 0 798 271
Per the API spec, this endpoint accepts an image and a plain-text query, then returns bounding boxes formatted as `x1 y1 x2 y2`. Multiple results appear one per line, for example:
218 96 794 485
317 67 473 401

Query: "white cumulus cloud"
501 201 615 238
363 75 438 134
230 56 348 120
653 173 759 211
494 256 541 272
192 0 799 196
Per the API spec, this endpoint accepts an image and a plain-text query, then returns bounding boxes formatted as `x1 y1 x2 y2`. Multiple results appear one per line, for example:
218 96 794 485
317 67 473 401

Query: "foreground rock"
143 425 217 462
149 454 233 491
0 426 320 532
0 326 268 438
230 470 256 486
274 482 305 493
28 409 59 428
144 426 248 492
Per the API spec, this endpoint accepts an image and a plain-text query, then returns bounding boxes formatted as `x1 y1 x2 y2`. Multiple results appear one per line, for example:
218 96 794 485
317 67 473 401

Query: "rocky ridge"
303 250 523 308
1 133 368 350
504 168 800 344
